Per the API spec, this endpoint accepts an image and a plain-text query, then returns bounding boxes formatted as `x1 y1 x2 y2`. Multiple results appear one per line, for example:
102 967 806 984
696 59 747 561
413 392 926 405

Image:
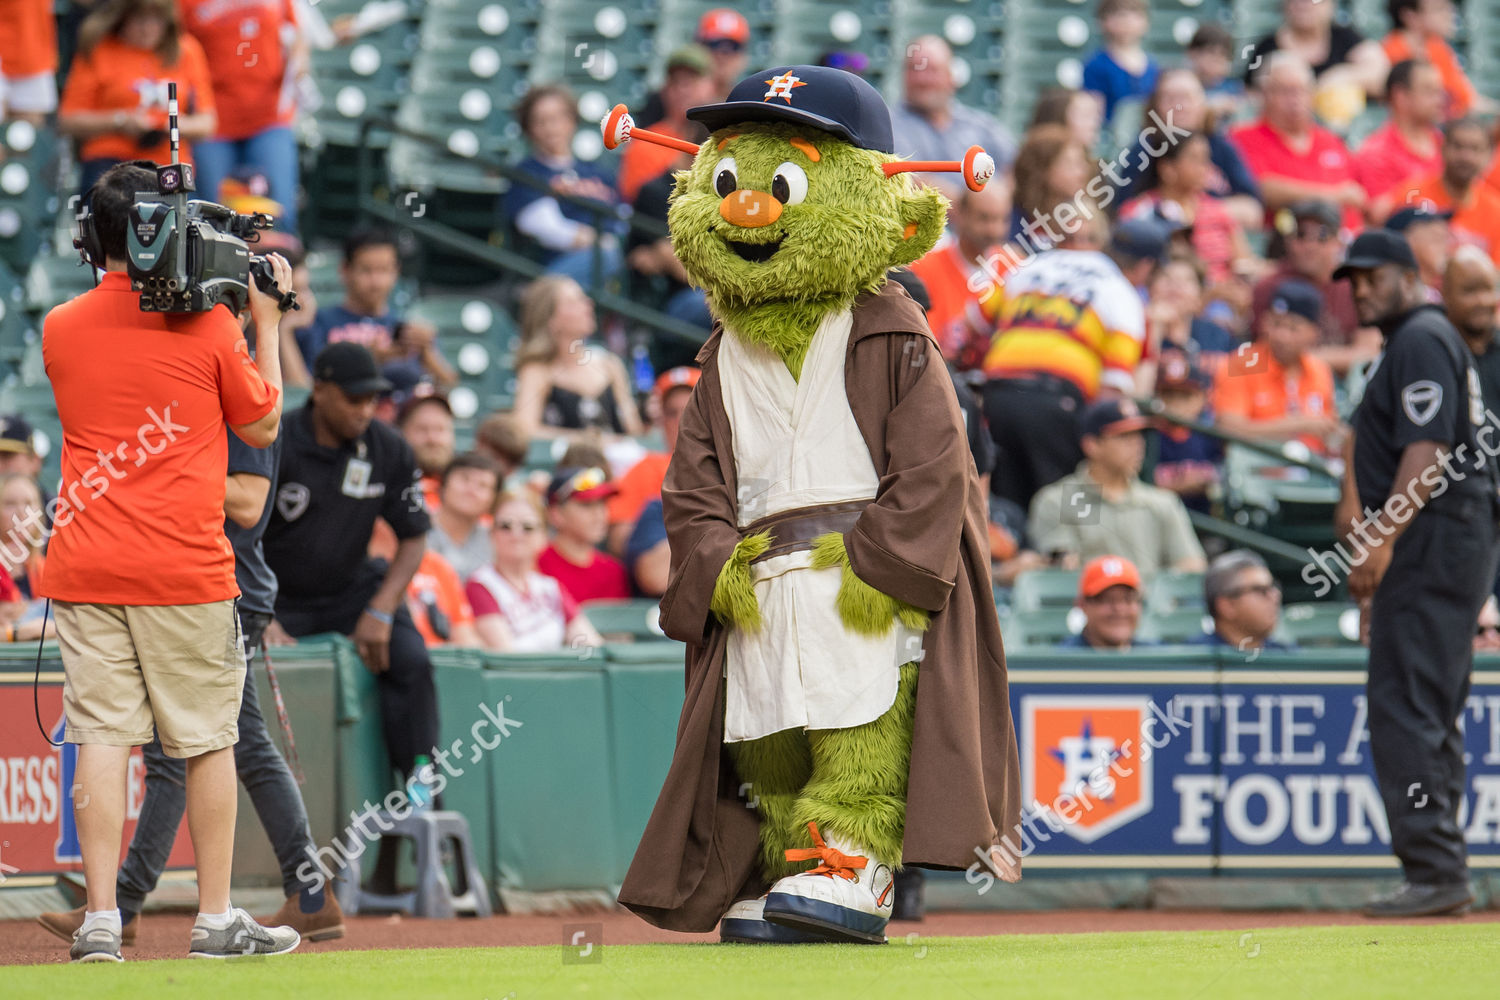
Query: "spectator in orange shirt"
617 46 714 204
397 393 454 512
606 366 699 560
0 0 59 125
179 0 307 234
908 176 1012 371
1353 60 1444 204
1383 0 1491 119
59 0 217 194
1381 117 1500 267
1214 278 1342 457
406 550 480 647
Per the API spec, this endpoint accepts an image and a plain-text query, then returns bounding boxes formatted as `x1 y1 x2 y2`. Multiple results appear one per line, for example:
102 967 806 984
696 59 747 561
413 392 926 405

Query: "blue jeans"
191 126 301 234
116 612 317 908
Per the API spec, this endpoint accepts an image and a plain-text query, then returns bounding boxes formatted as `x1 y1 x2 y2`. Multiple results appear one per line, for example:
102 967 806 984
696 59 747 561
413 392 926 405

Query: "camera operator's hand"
248 253 294 329
354 610 392 674
264 619 298 647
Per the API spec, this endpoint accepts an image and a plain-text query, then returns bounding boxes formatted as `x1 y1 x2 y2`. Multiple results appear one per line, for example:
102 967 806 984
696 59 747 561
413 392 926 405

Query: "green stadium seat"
1002 606 1081 648
581 599 665 641
1146 571 1206 615
1010 568 1083 612
1278 602 1362 648
1140 607 1212 644
26 253 96 314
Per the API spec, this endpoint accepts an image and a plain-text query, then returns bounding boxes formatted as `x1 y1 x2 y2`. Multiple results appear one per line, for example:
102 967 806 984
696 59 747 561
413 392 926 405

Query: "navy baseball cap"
1267 278 1323 326
0 413 36 454
1080 398 1155 439
1332 229 1419 280
686 65 895 153
1110 216 1180 263
1157 351 1209 392
1386 204 1453 233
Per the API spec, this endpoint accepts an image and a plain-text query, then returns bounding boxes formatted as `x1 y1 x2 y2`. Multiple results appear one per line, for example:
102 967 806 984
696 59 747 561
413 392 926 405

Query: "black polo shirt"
1353 304 1493 514
1468 330 1500 423
263 403 430 603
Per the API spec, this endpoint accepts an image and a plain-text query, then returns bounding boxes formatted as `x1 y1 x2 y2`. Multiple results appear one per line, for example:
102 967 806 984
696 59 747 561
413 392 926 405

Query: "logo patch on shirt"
1402 380 1443 426
276 482 310 521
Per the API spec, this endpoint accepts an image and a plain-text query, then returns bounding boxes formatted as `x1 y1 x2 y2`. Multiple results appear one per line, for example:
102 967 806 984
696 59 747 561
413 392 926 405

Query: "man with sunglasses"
636 10 750 127
1250 199 1374 374
1194 550 1292 652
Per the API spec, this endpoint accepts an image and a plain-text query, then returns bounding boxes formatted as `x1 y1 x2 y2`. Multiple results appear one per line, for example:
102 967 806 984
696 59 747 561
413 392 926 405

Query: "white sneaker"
189 907 301 958
762 822 894 944
720 895 829 944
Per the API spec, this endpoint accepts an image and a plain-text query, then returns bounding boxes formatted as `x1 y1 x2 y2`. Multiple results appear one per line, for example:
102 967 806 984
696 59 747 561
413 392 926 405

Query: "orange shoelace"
783 822 868 882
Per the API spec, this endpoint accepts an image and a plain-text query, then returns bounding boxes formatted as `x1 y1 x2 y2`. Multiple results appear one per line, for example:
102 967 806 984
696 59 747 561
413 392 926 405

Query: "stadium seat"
1146 571 1206 615
25 253 96 315
1278 602 1362 648
1010 568 1083 613
1140 607 1212 644
580 598 666 641
1002 606 1081 648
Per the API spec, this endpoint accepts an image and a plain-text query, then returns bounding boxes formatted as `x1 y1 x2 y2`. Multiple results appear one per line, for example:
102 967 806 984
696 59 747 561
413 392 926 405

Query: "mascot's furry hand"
711 530 772 630
811 532 929 637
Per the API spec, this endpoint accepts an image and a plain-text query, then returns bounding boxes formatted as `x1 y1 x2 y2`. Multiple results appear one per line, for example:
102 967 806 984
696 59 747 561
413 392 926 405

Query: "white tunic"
717 308 919 743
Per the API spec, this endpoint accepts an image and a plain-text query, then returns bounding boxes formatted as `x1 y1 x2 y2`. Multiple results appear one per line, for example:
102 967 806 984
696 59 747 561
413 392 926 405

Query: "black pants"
982 376 1084 511
276 561 439 784
1367 501 1499 885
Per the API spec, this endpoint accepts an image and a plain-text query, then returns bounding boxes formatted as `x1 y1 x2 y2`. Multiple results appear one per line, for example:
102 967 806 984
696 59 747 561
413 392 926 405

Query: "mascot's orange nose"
719 189 783 228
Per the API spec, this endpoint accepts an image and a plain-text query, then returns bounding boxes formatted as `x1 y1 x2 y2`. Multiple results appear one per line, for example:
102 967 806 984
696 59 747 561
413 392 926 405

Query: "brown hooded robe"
617 280 1022 932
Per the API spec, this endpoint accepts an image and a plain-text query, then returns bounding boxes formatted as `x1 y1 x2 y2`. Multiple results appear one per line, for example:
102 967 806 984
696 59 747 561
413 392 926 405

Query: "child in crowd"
1082 0 1160 125
1186 22 1246 120
295 226 456 390
536 466 631 603
1145 252 1240 380
1152 351 1223 515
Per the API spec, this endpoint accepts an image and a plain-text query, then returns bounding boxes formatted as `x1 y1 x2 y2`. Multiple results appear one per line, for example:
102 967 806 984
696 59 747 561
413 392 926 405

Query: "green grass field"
10 925 1500 999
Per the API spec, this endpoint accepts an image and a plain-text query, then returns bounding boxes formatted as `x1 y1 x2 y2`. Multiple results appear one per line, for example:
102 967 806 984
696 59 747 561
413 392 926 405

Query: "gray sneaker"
70 923 124 963
189 907 301 958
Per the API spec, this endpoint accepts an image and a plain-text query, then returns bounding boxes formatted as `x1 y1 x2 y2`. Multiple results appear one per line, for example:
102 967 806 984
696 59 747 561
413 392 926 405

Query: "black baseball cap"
1110 216 1179 263
1080 398 1155 439
1332 229 1419 281
687 65 895 153
1267 278 1323 326
1386 205 1453 232
313 342 394 395
0 414 35 454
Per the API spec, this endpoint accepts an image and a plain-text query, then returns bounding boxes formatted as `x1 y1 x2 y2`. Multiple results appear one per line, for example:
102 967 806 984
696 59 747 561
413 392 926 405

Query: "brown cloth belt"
741 499 866 564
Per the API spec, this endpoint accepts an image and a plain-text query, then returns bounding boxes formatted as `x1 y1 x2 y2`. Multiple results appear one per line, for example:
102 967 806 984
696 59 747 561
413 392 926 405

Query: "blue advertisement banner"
1000 651 1500 873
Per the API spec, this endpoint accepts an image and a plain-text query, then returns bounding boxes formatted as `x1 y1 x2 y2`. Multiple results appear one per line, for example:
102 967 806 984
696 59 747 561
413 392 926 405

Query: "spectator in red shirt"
1229 52 1364 233
1251 200 1380 376
1380 116 1500 267
537 466 630 603
178 0 306 234
1354 60 1444 204
908 176 1012 370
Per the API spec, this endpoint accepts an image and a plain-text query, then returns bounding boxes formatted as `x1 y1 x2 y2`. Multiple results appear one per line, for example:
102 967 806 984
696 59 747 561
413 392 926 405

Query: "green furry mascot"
608 66 1023 945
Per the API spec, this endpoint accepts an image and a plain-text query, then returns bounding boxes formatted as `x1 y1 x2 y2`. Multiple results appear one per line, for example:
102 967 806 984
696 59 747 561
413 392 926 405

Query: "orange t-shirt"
1382 32 1476 119
407 549 475 646
618 121 692 203
1398 174 1500 267
59 35 216 164
607 451 670 526
178 0 298 141
0 0 58 78
39 273 278 605
1212 347 1336 456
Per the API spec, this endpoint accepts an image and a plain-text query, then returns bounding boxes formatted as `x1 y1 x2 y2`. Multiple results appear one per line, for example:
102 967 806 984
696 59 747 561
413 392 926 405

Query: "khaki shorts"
56 600 245 758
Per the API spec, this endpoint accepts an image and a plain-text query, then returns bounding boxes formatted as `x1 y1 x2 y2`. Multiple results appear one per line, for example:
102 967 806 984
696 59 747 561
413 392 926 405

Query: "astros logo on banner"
1021 695 1153 843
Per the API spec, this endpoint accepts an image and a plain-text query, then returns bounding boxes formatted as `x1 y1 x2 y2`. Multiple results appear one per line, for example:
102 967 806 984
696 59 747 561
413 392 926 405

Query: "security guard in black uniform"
1336 229 1500 917
262 342 438 812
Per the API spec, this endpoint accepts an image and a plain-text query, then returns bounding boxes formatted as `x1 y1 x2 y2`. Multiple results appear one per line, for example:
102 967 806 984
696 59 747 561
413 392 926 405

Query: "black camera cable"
32 598 62 746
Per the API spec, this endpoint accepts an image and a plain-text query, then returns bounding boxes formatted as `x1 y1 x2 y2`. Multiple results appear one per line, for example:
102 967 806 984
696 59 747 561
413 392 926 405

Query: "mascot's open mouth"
720 230 785 263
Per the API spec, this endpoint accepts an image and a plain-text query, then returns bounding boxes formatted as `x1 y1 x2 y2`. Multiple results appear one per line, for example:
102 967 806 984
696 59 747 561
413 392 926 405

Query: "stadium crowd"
6 0 1500 660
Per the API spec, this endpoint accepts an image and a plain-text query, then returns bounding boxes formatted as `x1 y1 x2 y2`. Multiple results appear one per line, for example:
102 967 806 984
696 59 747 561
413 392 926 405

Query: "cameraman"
41 161 296 962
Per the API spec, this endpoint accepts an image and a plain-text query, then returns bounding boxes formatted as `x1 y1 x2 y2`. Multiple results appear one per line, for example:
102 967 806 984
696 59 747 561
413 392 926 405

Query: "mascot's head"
602 66 995 339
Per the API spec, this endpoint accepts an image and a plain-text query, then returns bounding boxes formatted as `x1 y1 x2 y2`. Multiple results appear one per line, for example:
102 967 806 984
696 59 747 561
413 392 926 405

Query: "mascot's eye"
713 157 737 197
771 162 808 205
